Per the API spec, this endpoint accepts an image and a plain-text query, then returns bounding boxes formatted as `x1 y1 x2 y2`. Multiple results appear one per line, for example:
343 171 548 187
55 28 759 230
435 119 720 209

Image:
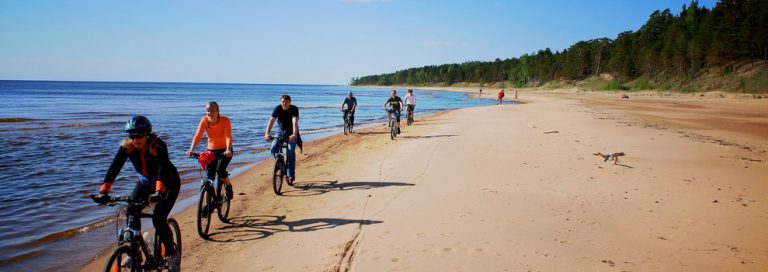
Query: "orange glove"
155 180 166 194
99 183 112 194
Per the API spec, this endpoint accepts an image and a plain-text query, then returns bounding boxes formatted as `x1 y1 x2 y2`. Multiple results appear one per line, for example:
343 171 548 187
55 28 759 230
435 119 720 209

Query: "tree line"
350 0 768 88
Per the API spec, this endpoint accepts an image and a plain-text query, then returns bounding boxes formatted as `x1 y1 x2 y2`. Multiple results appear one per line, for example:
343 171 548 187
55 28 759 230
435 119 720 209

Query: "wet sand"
83 90 768 271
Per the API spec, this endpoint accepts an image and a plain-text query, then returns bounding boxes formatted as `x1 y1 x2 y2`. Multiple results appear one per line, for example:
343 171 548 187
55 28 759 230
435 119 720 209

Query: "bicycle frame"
111 198 163 269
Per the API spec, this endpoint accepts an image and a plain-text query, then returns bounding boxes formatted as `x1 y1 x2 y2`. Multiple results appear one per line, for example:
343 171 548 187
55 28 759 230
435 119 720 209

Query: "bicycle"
268 133 294 195
189 152 231 239
386 108 400 140
406 105 414 126
92 195 182 272
342 110 354 135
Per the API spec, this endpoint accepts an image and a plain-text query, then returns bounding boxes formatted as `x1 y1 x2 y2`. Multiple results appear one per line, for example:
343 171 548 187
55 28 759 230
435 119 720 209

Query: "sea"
0 80 495 271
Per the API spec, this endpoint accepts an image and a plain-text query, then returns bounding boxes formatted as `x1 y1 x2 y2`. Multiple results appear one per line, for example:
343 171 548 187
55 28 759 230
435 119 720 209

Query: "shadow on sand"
206 215 383 242
281 180 415 197
399 134 458 140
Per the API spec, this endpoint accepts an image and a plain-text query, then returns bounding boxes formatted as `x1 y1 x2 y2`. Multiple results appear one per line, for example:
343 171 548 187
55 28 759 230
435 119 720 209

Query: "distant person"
404 89 416 121
515 90 518 99
479 89 483 94
497 89 505 105
340 91 357 127
92 115 181 271
187 101 234 199
383 89 403 134
265 95 300 183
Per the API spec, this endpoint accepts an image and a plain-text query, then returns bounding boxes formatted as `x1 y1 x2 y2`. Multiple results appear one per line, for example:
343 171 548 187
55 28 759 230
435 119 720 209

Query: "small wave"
9 216 117 252
301 127 339 134
298 105 337 109
60 121 123 129
0 117 35 123
10 141 31 146
0 249 41 267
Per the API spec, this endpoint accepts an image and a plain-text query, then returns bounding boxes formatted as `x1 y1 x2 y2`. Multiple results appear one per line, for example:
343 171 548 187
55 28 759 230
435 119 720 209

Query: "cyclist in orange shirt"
187 101 235 199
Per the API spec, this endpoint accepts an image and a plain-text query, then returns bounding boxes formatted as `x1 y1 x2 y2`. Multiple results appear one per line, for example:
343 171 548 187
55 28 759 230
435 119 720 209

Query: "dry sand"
84 90 768 271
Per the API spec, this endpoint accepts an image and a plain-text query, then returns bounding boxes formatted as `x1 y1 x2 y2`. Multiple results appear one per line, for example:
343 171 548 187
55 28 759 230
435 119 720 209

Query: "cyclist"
265 95 300 183
404 89 416 122
497 89 505 105
92 115 181 271
340 91 357 128
383 89 403 134
187 101 234 199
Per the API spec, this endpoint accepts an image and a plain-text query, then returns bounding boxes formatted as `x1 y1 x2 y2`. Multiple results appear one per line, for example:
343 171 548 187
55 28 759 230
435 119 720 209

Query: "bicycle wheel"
407 112 413 126
390 122 396 140
103 245 139 272
153 218 182 262
344 120 348 135
273 158 284 195
217 189 231 222
196 187 213 239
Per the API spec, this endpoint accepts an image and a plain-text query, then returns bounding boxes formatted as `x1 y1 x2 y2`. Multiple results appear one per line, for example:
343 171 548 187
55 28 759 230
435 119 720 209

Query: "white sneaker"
120 256 133 268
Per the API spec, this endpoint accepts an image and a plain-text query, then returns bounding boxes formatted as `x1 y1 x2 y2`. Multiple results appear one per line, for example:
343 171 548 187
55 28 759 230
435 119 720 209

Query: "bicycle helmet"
125 115 152 133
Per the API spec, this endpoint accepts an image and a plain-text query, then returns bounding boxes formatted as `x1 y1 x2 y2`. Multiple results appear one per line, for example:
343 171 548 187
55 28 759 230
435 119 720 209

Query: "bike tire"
273 158 284 195
217 191 231 222
390 122 396 140
103 245 139 272
344 121 348 135
153 217 182 262
196 187 213 239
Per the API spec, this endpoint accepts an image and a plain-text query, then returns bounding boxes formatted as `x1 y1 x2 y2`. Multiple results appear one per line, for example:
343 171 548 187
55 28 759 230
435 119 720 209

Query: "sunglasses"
128 132 147 139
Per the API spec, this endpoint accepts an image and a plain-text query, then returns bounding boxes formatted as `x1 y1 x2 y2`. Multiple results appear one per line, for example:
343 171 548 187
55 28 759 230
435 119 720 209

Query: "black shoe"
397 127 401 134
225 185 233 199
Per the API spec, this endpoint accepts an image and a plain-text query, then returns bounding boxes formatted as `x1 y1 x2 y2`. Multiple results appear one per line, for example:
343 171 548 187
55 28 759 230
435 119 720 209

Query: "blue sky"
0 0 717 85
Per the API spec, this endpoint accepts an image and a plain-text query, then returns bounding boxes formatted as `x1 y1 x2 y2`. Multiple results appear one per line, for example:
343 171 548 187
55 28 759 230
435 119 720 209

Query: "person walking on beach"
384 89 403 134
340 91 357 128
497 89 505 105
404 89 416 122
515 90 518 99
187 101 235 199
265 95 300 183
92 115 181 271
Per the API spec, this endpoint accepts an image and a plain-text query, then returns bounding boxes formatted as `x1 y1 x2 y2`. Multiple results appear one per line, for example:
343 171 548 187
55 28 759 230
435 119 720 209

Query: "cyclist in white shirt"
404 89 416 121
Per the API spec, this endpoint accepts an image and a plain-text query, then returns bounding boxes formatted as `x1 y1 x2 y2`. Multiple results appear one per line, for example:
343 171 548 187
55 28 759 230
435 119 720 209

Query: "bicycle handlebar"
91 194 149 206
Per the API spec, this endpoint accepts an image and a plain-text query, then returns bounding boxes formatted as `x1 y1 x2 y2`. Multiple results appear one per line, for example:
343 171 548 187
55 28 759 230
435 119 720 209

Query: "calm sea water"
0 80 492 271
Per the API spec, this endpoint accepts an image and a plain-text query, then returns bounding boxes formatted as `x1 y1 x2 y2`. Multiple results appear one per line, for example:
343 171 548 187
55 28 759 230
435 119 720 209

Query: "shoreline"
83 89 767 271
79 105 470 271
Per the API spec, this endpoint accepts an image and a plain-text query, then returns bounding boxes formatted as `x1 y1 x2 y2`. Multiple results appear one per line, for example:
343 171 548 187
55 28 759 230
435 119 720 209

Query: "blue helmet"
125 115 152 133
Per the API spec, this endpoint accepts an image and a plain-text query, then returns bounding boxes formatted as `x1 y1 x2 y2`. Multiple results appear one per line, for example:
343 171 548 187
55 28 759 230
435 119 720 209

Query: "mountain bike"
190 152 231 239
92 195 182 272
269 133 294 195
406 105 414 126
342 110 354 135
387 108 400 140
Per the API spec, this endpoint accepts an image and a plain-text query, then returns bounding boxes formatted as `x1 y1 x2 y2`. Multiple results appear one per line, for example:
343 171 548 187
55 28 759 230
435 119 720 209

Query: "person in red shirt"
497 89 505 105
187 101 235 199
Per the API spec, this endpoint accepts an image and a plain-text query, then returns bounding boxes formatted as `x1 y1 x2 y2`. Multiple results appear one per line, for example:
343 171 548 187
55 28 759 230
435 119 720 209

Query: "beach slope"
85 92 768 271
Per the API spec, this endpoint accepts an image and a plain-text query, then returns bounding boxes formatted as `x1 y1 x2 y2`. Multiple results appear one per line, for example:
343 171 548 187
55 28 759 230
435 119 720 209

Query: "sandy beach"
83 90 767 271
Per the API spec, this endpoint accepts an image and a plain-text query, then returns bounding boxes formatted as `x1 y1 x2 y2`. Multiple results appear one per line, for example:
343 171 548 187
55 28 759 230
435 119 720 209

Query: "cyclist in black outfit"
93 115 181 271
384 89 403 134
340 91 357 127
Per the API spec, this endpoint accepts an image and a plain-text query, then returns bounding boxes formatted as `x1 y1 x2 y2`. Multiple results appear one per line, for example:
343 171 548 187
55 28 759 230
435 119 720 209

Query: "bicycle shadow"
280 180 415 197
206 214 383 242
355 131 389 135
399 134 458 140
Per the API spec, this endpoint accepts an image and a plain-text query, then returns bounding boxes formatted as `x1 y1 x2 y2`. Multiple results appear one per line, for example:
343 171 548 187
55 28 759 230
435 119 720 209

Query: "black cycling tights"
127 179 180 256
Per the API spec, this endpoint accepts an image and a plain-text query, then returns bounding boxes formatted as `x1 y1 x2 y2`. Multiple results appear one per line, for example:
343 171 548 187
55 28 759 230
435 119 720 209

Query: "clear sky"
0 0 717 85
